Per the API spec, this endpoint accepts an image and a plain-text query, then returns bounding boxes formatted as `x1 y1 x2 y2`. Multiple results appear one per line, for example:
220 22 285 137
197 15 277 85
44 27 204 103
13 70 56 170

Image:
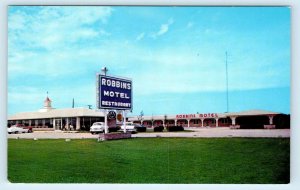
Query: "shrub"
154 126 164 132
166 126 184 132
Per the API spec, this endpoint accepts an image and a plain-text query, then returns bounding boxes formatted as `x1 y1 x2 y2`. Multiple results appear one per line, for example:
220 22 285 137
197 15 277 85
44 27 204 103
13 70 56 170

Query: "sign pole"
104 109 108 134
123 110 126 133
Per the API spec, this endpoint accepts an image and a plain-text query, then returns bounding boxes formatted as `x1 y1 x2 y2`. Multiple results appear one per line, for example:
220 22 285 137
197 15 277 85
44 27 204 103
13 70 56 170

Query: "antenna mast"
225 51 229 113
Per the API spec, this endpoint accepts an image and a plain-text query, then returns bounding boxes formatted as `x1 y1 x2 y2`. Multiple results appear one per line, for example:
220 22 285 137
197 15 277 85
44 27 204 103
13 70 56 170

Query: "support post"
53 119 56 129
60 118 63 130
201 119 204 127
229 116 240 129
269 115 274 125
66 118 69 130
187 119 190 128
104 110 108 134
231 116 236 125
76 117 80 130
123 110 127 133
264 115 276 129
215 118 219 127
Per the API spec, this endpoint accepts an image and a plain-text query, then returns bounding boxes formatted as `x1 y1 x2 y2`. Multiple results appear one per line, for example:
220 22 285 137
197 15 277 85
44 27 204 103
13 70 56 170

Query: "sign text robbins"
97 75 132 110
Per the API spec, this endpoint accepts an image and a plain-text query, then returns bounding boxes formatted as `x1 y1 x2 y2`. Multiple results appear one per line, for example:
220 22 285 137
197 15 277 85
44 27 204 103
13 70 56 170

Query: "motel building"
7 96 289 131
128 110 289 129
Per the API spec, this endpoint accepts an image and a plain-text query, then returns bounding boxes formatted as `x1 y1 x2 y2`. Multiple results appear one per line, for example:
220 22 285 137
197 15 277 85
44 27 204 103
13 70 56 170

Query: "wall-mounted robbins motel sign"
97 74 132 110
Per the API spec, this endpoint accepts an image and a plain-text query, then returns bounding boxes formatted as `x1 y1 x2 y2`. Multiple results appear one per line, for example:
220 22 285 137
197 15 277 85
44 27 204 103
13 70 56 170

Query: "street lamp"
138 110 144 125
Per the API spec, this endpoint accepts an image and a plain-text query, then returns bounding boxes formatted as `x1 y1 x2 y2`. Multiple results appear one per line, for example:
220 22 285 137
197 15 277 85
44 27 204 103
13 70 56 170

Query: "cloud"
136 32 145 41
151 18 174 38
8 6 113 51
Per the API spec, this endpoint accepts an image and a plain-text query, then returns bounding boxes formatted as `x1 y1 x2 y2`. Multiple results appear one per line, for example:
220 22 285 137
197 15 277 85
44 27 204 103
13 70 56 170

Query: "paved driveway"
7 128 290 139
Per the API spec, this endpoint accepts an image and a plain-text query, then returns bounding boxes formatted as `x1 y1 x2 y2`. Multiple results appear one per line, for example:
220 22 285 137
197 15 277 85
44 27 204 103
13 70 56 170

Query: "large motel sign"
96 70 132 133
97 75 132 111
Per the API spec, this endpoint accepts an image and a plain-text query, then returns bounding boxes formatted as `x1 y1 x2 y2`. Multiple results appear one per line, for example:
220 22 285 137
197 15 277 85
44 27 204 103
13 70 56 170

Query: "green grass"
8 138 290 184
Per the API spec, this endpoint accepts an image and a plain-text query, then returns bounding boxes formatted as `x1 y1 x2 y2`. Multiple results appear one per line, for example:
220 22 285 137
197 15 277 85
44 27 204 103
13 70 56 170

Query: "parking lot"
7 127 290 139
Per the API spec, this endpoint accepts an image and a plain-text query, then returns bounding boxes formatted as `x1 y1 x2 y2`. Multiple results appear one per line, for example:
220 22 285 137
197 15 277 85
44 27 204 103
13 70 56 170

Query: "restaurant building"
8 96 104 130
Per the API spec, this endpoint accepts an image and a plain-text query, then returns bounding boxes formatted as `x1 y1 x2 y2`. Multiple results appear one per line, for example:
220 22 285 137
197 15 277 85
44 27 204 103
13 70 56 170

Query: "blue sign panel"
97 75 132 110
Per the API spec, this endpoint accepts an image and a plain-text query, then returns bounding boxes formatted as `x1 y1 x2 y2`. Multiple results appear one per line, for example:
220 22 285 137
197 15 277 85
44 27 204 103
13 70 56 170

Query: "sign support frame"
104 109 108 134
123 110 127 133
96 70 132 134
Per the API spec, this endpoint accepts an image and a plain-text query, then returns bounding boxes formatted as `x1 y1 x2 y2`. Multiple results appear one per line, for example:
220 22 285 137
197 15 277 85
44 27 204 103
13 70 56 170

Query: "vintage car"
7 124 30 134
90 122 105 134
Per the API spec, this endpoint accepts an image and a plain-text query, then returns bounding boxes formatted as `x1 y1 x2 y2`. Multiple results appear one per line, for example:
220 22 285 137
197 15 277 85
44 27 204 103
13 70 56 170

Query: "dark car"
134 124 147 132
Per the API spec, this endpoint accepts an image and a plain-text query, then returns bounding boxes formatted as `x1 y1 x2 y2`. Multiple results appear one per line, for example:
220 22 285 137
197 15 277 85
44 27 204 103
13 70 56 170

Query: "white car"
8 125 29 134
90 122 105 134
120 122 137 133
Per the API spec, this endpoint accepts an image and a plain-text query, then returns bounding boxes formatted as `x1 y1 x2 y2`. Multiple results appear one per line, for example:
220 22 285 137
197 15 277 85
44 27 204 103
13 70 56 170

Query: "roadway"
7 127 290 139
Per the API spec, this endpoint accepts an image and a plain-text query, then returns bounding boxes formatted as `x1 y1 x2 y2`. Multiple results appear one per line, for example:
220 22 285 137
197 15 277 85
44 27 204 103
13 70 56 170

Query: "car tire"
14 131 18 134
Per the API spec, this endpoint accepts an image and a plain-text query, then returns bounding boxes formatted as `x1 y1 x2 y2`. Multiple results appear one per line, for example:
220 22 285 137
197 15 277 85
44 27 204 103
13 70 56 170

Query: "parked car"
134 124 147 132
24 126 33 133
120 122 137 133
7 124 30 134
90 122 105 134
154 126 164 132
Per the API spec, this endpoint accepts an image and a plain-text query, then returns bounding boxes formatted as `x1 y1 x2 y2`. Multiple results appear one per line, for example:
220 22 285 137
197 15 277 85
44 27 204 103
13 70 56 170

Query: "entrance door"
55 118 62 130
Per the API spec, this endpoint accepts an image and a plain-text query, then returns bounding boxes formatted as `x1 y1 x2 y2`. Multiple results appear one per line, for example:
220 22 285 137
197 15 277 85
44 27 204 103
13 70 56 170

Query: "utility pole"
225 51 229 113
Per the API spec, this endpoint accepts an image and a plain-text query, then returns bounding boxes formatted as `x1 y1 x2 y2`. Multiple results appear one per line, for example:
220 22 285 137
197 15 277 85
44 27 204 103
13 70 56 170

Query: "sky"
7 6 290 116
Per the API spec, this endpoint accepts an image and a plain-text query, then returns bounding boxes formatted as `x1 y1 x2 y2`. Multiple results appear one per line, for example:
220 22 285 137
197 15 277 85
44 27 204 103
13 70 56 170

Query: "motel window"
38 120 43 126
194 120 199 124
45 119 51 128
24 120 29 126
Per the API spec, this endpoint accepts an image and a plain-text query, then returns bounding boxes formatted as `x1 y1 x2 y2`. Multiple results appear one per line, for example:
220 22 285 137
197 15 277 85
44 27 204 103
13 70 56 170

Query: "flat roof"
128 109 282 121
8 108 282 121
8 107 104 120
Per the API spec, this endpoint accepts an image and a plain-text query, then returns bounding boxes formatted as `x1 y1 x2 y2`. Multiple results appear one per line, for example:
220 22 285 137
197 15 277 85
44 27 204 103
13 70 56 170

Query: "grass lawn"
8 138 290 184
